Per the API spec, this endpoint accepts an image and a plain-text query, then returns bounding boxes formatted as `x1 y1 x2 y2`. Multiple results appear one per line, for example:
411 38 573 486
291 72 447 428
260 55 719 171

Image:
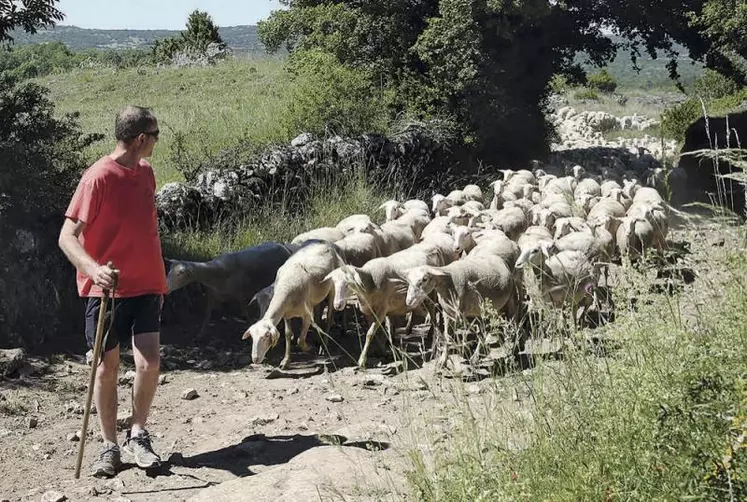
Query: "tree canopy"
259 0 747 163
0 0 64 46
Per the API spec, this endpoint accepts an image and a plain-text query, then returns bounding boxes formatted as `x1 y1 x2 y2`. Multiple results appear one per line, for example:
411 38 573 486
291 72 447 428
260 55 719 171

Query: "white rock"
40 491 66 502
325 394 344 403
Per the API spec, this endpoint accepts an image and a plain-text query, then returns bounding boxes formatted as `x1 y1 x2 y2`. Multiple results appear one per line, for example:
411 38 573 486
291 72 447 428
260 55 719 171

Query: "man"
58 105 167 478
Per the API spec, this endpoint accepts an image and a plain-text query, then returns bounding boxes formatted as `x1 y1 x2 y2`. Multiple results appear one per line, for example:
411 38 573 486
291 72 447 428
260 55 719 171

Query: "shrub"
0 72 103 347
573 87 601 101
587 68 618 93
282 49 389 137
692 69 741 103
661 98 704 141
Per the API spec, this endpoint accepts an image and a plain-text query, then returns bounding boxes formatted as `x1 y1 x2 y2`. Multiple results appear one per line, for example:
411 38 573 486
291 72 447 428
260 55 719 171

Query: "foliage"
258 0 747 166
153 10 228 64
692 69 741 103
661 70 747 141
0 42 153 80
283 49 389 137
586 68 617 93
408 248 747 501
0 73 103 234
0 0 63 46
573 88 601 101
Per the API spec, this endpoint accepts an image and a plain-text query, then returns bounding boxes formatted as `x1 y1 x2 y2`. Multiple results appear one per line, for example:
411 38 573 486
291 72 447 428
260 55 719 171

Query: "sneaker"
91 442 122 478
122 429 161 469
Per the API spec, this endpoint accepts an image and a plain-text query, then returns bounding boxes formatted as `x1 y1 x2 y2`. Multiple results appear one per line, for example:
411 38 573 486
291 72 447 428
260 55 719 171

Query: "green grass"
407 231 747 501
161 167 399 259
35 57 293 186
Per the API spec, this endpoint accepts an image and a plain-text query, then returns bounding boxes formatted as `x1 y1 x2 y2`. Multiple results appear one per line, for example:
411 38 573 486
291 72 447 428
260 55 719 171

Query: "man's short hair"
114 105 157 142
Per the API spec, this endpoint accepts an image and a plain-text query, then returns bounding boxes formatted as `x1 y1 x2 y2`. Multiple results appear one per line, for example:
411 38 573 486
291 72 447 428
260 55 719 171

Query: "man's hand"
88 263 120 290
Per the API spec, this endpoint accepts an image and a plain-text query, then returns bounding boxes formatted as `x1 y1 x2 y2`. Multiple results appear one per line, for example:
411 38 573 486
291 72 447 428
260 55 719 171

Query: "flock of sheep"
166 165 672 371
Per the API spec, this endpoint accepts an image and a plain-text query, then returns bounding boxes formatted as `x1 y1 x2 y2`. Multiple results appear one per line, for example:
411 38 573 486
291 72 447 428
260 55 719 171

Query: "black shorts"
84 294 162 353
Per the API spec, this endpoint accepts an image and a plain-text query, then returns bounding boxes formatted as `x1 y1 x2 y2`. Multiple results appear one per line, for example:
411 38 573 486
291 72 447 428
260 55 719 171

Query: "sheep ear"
427 267 449 277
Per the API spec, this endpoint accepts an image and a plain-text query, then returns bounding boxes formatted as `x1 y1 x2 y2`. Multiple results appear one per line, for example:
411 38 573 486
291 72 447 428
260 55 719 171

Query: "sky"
55 0 285 30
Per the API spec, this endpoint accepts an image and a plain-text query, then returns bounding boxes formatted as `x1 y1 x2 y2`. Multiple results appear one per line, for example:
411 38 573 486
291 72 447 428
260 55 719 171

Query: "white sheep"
490 206 527 240
324 246 443 367
337 214 373 235
379 200 404 222
615 216 655 263
404 254 515 365
335 229 384 267
377 220 417 256
291 226 345 245
515 245 598 326
242 242 345 369
463 184 484 203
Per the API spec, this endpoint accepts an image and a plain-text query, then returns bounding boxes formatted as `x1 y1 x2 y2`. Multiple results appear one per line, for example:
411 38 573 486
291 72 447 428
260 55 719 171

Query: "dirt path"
0 219 743 502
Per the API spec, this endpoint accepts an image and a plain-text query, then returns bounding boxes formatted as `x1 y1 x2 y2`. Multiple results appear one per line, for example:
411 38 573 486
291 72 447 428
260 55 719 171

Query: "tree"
153 10 227 63
258 0 747 164
0 0 63 46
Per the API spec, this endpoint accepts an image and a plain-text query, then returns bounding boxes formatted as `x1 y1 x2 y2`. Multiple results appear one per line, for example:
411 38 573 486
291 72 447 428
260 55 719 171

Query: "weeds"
407 232 747 501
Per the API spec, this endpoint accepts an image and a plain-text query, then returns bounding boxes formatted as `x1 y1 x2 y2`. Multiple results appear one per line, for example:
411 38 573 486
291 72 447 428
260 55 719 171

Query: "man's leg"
95 345 120 444
122 295 163 469
85 296 124 478
130 331 160 434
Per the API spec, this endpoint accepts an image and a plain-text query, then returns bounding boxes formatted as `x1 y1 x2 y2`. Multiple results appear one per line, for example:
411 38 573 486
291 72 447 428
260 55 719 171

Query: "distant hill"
8 24 266 53
9 25 703 87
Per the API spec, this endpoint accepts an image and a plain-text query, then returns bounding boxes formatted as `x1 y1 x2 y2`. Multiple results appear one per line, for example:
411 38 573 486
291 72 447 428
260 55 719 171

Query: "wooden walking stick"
74 261 118 479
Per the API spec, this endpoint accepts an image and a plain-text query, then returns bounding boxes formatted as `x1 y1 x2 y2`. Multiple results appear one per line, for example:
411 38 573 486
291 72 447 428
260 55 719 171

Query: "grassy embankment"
36 57 396 259
407 227 747 501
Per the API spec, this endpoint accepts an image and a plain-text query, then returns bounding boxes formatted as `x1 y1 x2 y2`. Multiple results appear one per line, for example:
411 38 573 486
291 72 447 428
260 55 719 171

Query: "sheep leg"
196 293 215 340
358 314 382 368
436 316 452 368
324 290 335 335
297 314 313 354
280 318 294 370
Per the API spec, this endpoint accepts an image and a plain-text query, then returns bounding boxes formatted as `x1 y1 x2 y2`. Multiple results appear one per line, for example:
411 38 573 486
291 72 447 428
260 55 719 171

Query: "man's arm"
58 217 118 290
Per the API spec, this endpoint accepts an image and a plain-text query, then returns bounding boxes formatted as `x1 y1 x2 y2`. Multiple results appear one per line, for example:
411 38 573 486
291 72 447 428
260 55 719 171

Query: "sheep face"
323 268 353 311
572 165 586 180
243 319 280 364
165 262 192 293
379 200 403 222
431 194 446 214
452 226 474 254
405 267 439 308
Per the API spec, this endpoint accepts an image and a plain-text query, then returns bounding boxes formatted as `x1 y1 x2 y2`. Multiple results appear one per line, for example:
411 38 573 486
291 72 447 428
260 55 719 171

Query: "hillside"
8 24 266 53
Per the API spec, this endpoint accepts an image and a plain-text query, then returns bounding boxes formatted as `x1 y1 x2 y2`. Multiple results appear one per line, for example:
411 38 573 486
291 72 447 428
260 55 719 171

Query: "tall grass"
35 57 293 185
160 166 399 260
407 235 747 500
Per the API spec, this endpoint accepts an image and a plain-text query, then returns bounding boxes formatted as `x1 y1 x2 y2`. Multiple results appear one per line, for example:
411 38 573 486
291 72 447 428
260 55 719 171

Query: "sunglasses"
142 129 160 140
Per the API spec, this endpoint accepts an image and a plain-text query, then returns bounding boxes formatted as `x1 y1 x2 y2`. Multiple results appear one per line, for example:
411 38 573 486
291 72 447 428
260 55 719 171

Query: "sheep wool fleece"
65 156 167 298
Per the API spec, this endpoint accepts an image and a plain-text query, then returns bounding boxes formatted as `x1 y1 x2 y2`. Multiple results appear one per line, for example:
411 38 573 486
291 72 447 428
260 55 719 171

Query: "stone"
118 370 136 386
181 388 199 400
85 349 94 366
67 431 81 442
40 491 66 502
158 374 168 385
106 478 125 491
251 414 279 426
65 401 83 415
325 394 344 403
27 417 38 429
285 386 299 396
0 348 25 377
291 132 315 148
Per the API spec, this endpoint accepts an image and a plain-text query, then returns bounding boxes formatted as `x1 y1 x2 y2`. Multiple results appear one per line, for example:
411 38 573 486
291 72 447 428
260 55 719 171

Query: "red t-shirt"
65 156 167 298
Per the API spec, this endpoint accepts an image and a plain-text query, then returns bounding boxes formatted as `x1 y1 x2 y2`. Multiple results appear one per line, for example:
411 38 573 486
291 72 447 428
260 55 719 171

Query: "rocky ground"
1 216 742 502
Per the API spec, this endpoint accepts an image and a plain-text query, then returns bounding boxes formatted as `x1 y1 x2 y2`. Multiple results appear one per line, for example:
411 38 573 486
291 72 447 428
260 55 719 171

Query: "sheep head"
379 200 403 222
165 261 194 293
243 318 280 364
452 225 475 255
572 165 586 180
405 266 442 308
323 267 354 311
